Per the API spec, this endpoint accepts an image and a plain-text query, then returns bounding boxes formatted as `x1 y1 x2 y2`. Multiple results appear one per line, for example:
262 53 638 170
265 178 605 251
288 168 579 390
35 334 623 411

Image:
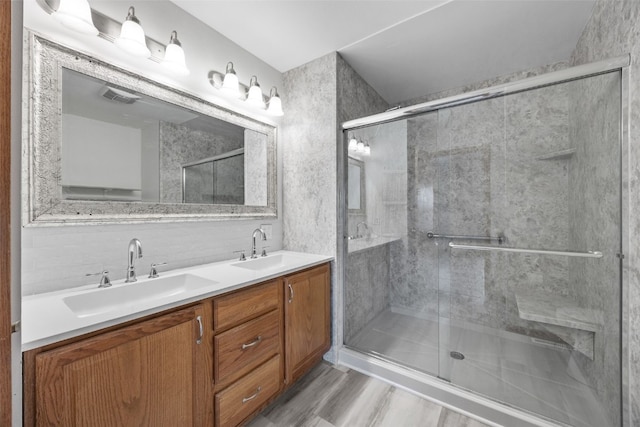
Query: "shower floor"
348 309 611 427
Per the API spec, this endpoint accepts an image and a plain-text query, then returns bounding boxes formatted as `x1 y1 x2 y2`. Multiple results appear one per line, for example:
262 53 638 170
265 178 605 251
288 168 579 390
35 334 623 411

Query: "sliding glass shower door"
344 69 623 427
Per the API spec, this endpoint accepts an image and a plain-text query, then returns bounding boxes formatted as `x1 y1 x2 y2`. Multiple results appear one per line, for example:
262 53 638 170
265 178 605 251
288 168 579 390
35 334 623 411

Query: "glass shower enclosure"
342 64 626 426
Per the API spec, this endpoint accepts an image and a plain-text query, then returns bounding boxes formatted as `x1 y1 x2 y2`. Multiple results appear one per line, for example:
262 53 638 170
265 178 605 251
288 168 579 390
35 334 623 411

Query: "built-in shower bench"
515 292 603 360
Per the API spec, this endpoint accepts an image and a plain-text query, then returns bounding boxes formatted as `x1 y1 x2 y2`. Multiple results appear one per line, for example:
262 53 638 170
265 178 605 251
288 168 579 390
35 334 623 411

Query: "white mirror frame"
23 34 277 226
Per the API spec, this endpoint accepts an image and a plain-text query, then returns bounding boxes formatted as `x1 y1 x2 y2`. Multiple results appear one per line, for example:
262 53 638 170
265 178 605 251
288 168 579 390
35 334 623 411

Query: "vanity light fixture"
363 141 371 156
246 76 266 109
52 0 99 35
114 6 151 58
161 31 189 76
266 87 284 117
221 62 242 98
356 139 365 153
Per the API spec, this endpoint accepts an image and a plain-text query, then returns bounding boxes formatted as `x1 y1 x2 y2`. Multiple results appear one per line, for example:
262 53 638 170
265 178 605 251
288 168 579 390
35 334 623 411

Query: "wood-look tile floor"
246 362 490 427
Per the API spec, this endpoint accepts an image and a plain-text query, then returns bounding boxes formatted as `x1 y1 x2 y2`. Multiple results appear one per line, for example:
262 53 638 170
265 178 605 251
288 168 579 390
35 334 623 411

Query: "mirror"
348 157 365 214
24 35 277 225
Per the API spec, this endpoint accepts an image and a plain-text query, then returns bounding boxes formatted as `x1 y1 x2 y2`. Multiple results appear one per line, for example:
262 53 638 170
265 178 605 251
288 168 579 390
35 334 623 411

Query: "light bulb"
348 137 358 151
162 31 189 76
221 62 241 98
363 142 371 156
267 87 284 116
356 141 365 153
246 76 266 109
52 0 99 35
114 7 151 58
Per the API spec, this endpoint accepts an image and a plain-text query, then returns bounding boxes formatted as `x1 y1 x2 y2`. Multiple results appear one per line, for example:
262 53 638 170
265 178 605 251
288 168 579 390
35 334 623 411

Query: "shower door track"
342 55 630 131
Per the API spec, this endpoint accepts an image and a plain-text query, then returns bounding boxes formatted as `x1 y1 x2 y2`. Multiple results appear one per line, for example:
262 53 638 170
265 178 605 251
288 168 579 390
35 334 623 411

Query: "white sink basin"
231 253 308 271
63 274 216 318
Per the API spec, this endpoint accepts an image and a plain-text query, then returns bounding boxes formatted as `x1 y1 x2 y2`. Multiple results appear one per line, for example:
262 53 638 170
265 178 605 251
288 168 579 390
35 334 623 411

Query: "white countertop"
22 250 333 351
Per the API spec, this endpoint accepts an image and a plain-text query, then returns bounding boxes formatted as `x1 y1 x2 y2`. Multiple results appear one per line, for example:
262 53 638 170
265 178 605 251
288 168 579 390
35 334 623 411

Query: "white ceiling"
170 0 595 104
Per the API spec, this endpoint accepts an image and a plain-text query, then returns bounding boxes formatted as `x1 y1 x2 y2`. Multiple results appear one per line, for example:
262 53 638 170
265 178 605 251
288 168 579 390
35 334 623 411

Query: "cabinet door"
284 263 331 384
35 305 206 427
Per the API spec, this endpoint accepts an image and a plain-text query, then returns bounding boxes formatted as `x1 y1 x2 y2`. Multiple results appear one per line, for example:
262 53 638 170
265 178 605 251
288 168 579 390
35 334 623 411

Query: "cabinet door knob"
241 336 262 350
195 315 203 345
242 386 262 404
288 283 294 303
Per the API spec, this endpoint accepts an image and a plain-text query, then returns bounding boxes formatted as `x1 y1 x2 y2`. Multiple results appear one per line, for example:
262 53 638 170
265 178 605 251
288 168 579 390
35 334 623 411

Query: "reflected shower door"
439 72 622 427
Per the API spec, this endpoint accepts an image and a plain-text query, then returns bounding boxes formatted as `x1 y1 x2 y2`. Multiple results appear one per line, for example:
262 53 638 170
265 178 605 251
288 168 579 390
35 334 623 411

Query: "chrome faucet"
356 222 369 239
125 238 143 283
251 228 267 259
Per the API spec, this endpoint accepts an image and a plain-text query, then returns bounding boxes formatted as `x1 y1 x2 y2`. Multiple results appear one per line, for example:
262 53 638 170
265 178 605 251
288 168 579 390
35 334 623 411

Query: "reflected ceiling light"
114 6 151 58
348 135 358 151
356 140 365 153
267 87 284 117
363 141 371 156
246 76 266 109
162 31 189 76
52 0 99 35
221 62 241 98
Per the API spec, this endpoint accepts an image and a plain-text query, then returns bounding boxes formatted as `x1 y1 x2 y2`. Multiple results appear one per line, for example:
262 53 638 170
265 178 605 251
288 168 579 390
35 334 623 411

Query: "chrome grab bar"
448 243 603 258
426 231 504 244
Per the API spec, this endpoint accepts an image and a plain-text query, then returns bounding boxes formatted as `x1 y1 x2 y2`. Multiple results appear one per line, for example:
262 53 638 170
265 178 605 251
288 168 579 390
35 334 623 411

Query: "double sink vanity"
22 250 332 426
21 32 332 426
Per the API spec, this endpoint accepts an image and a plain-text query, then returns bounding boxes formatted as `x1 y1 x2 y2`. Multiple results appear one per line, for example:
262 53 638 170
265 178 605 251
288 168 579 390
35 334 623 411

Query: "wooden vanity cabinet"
284 263 331 384
30 304 209 427
212 279 284 427
24 261 332 427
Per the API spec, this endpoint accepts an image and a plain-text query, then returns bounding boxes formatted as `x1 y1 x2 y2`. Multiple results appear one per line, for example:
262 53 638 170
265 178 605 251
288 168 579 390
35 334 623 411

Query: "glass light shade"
114 8 151 58
246 76 266 109
267 87 284 116
348 137 358 151
162 31 189 76
356 141 365 153
52 0 99 35
363 143 371 156
221 62 241 98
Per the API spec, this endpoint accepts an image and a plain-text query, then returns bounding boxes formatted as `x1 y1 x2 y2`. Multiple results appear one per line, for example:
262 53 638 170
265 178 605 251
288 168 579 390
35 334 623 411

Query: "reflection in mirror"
61 69 268 206
348 157 365 214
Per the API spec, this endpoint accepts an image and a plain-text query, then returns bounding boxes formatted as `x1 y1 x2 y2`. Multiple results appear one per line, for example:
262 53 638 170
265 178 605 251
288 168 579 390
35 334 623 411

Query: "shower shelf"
515 292 602 360
535 148 576 161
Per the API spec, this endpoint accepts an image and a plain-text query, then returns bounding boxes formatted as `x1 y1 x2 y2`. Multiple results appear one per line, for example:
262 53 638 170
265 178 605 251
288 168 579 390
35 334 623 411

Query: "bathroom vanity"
22 252 331 426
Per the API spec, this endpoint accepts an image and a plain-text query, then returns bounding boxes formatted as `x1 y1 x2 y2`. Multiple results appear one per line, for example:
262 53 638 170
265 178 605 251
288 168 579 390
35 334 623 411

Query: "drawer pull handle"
196 315 203 345
241 336 262 350
242 386 262 404
288 284 294 303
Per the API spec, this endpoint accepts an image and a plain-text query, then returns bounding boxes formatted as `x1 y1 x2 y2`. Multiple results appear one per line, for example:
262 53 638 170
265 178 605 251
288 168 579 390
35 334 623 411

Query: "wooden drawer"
214 310 281 385
215 355 281 427
213 280 280 331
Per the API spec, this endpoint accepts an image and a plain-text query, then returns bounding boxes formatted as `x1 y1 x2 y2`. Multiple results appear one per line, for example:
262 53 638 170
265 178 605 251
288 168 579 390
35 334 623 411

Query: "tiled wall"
22 219 283 295
282 53 388 360
344 244 391 342
570 1 640 424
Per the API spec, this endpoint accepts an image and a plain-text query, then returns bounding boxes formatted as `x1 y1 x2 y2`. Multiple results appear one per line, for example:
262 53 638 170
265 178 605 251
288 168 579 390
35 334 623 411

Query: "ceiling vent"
100 86 140 104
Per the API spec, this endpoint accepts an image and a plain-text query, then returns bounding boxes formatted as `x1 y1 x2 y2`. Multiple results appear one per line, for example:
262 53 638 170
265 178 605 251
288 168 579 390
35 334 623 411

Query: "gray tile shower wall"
570 1 640 423
401 87 571 337
344 244 391 342
282 52 388 360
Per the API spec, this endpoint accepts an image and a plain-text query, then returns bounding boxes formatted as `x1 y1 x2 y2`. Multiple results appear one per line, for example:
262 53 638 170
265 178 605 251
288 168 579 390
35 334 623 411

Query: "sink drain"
450 351 465 360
